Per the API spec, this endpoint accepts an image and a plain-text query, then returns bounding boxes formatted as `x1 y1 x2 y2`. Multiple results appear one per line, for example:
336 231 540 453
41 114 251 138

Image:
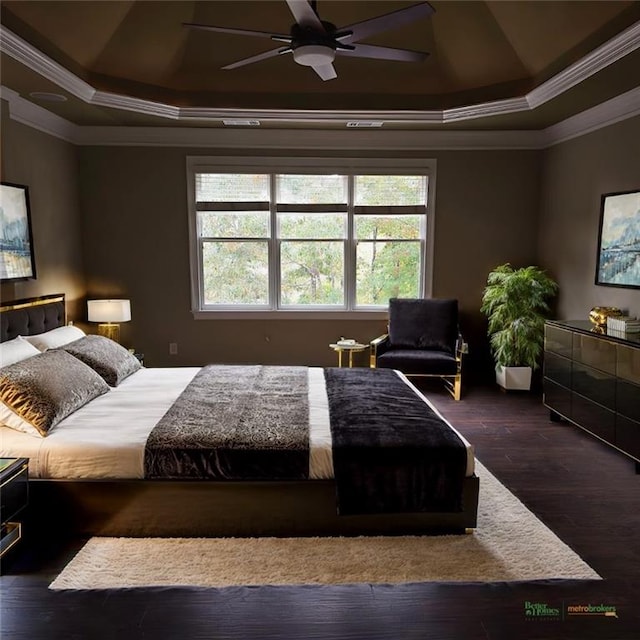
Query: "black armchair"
370 298 467 400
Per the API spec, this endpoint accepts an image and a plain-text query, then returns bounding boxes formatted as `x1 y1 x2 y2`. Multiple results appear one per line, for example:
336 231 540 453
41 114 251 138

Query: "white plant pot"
495 365 532 391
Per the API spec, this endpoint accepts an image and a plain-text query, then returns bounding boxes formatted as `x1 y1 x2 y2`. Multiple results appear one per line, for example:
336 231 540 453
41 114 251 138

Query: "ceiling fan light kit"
292 44 335 67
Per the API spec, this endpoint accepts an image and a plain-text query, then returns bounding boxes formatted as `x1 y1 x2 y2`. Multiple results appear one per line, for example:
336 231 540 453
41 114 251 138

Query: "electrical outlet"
169 342 178 355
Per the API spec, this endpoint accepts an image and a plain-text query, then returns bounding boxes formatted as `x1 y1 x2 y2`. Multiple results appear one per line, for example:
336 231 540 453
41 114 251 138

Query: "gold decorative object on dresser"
543 320 640 473
588 306 622 328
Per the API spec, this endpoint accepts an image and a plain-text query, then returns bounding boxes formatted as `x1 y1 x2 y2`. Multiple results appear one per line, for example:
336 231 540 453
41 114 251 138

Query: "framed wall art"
595 189 640 289
0 182 37 282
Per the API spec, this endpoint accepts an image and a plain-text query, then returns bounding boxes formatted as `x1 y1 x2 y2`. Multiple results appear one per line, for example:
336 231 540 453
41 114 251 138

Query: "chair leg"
452 374 462 401
441 375 462 401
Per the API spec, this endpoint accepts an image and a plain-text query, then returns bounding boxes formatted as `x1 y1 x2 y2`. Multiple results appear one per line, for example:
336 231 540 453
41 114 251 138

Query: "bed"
0 294 479 537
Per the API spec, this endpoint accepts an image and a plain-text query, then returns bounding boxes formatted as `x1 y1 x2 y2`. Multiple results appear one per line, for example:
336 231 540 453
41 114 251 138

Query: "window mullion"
270 173 279 310
345 175 355 310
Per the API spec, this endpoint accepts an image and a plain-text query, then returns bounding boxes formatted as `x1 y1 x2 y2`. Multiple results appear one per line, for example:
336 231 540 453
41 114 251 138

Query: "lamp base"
97 323 120 343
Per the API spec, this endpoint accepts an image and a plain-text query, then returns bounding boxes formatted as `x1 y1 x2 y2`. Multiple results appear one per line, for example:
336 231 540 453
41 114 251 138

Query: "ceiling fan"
184 0 434 81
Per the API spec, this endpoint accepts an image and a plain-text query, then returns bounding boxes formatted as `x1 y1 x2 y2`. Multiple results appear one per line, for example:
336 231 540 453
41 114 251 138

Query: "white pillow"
25 325 86 351
0 336 42 367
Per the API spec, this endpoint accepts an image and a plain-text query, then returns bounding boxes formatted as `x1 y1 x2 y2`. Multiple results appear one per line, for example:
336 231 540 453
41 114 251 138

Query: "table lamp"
87 299 131 343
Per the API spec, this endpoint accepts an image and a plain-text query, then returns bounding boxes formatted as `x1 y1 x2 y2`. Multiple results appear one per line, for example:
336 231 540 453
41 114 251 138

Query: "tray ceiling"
1 0 640 130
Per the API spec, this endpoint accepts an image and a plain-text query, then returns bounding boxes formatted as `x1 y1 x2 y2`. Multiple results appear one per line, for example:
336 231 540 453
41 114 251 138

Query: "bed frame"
1 294 479 537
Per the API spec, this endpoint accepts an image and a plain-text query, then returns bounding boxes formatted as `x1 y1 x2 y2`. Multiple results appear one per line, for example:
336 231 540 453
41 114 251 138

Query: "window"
187 158 434 316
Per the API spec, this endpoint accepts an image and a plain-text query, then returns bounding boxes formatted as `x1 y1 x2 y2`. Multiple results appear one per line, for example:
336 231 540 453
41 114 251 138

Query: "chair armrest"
369 334 390 367
370 334 389 348
456 334 469 357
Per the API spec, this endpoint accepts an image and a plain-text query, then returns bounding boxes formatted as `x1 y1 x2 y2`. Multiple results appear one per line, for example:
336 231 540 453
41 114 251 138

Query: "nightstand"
0 458 29 560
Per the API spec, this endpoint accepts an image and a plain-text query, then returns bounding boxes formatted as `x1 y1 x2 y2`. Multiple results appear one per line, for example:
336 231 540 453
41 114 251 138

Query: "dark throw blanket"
145 365 309 480
324 368 467 515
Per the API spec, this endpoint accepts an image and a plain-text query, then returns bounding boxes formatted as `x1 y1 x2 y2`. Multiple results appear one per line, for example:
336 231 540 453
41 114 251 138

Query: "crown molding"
541 86 640 146
3 81 639 151
442 97 529 123
0 26 95 102
527 20 640 109
2 21 639 127
70 126 541 150
92 91 180 119
0 86 76 141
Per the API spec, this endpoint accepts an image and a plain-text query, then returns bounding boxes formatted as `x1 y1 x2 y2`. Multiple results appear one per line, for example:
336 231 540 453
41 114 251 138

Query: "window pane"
356 241 421 305
202 241 268 304
280 241 344 305
354 175 426 206
355 215 420 240
277 175 347 204
279 213 345 239
196 174 268 202
200 212 269 238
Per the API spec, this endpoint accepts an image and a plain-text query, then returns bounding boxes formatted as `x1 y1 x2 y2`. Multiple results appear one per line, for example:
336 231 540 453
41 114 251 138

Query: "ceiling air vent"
222 119 261 126
346 121 384 128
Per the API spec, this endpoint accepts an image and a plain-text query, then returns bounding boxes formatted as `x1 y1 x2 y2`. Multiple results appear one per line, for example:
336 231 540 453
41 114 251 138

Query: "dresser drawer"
543 379 571 419
572 362 615 411
545 325 573 358
616 415 640 461
617 379 640 423
617 344 640 385
572 333 616 375
543 351 571 388
571 393 615 444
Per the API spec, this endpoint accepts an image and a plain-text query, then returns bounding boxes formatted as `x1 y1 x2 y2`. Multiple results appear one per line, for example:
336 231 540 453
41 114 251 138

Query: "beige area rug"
49 462 601 590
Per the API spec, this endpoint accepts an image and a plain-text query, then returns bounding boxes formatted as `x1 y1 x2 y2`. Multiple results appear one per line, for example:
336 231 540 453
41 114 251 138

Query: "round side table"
329 342 368 367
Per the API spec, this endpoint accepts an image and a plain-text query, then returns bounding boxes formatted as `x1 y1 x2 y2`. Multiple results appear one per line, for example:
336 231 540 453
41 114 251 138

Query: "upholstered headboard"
0 294 66 342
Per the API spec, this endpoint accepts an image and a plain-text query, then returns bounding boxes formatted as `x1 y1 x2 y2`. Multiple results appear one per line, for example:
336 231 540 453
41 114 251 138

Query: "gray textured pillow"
59 335 142 387
0 350 110 437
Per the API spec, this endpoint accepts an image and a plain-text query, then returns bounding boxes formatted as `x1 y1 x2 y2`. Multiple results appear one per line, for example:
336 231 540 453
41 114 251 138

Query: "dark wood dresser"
543 320 640 471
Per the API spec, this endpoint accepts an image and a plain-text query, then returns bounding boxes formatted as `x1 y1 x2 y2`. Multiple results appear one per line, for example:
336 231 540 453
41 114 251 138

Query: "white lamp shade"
87 299 131 323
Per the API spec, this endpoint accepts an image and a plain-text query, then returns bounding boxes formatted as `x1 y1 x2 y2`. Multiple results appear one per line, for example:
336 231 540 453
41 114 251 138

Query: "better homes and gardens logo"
524 602 561 620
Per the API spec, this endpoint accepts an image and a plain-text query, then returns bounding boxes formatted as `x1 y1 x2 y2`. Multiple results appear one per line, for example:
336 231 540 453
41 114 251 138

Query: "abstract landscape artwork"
595 190 640 289
0 182 36 282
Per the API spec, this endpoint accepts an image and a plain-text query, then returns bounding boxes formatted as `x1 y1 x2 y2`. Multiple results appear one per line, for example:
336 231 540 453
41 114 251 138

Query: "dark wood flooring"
2 383 639 640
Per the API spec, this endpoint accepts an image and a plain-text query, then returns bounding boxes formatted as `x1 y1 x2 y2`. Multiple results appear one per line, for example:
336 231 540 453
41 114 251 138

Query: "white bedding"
0 366 474 480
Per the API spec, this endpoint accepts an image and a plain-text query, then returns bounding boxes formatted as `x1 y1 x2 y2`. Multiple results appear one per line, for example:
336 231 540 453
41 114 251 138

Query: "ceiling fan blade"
184 22 287 40
338 44 428 63
312 63 337 81
341 2 435 43
222 47 291 70
285 0 324 30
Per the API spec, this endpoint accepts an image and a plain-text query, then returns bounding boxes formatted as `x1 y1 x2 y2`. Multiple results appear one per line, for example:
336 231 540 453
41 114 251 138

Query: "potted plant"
480 263 558 390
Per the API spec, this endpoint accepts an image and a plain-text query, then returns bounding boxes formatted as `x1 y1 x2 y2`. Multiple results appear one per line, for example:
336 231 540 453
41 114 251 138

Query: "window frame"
187 156 437 319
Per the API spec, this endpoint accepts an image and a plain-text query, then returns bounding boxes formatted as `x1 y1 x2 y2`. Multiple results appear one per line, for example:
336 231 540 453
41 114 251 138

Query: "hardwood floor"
2 384 639 640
